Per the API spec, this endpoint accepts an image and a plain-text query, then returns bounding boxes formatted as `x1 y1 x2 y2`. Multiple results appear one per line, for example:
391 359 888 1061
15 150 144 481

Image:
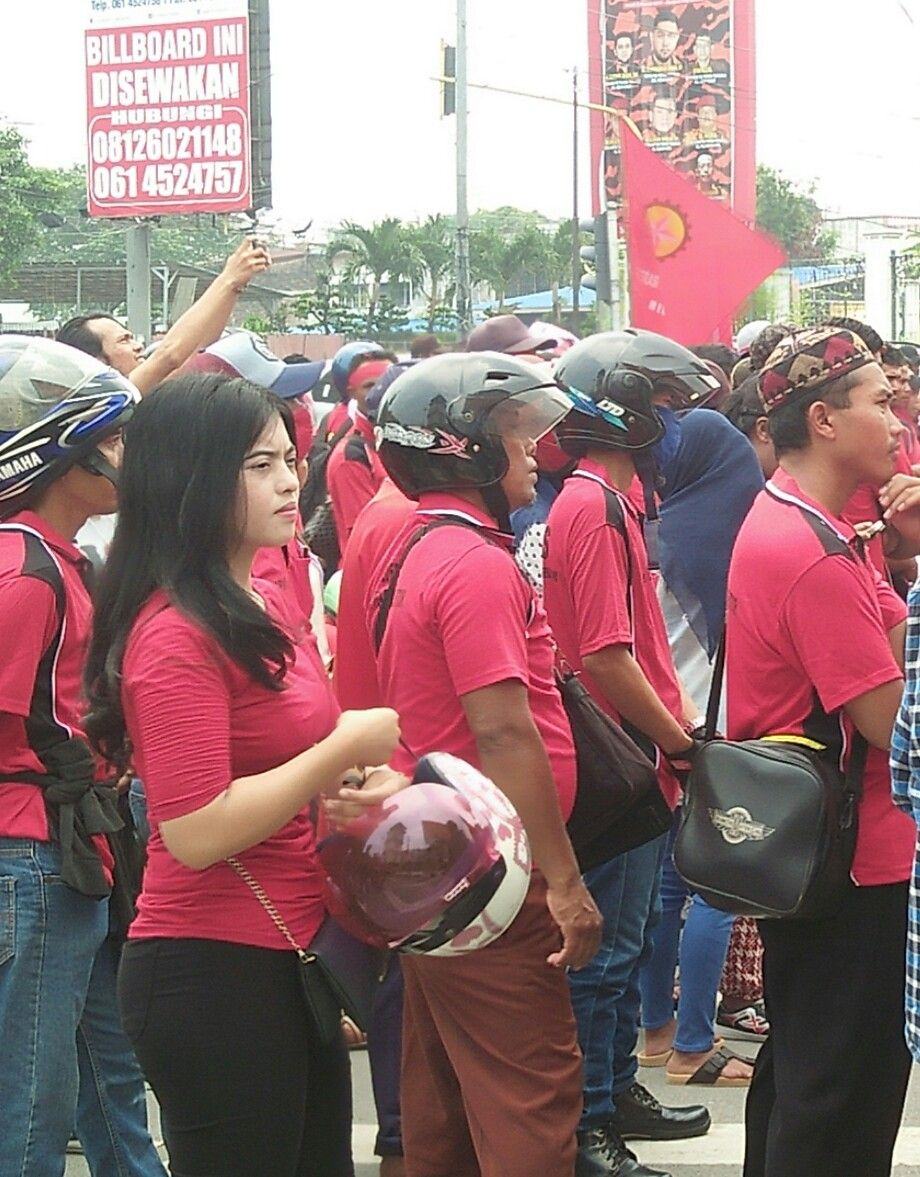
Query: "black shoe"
575 1124 672 1177
611 1082 711 1141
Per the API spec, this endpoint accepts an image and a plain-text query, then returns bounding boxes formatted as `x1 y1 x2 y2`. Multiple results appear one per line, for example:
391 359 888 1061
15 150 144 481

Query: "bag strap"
705 496 870 790
599 485 634 628
371 516 486 654
226 855 312 962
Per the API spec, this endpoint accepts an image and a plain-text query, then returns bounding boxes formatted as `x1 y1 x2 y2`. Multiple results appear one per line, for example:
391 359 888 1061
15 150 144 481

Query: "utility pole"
571 67 580 320
455 0 472 334
126 221 152 343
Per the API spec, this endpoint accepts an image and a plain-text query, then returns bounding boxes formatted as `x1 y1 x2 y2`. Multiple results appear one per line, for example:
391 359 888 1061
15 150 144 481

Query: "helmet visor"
480 382 572 445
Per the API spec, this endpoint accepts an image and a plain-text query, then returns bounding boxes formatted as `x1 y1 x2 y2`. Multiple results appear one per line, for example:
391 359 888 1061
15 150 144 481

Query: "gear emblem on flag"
645 203 689 260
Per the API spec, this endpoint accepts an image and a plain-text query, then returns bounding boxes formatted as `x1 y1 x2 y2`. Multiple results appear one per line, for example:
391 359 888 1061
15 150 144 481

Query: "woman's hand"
334 708 401 768
322 768 411 829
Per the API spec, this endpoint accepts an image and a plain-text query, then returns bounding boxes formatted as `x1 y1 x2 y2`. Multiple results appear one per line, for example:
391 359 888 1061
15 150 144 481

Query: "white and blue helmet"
0 335 139 517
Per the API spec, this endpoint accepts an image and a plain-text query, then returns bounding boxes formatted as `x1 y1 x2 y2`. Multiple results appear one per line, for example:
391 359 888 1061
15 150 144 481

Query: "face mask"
651 405 681 473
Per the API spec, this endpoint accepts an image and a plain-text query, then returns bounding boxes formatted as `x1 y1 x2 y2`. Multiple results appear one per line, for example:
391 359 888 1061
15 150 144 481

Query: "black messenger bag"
673 634 867 921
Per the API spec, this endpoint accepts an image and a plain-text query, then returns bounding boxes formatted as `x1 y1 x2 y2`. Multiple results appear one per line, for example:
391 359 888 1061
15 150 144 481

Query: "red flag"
620 129 786 345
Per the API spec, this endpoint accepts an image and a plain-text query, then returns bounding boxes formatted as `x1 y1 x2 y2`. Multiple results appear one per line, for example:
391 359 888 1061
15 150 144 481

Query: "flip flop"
637 1047 672 1068
666 1045 754 1087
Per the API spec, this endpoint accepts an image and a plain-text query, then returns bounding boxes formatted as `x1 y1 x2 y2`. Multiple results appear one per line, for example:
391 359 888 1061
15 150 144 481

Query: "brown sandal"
666 1045 754 1087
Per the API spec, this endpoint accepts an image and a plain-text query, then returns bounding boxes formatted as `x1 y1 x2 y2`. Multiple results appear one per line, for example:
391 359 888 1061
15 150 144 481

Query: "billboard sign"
85 0 251 217
587 1 756 221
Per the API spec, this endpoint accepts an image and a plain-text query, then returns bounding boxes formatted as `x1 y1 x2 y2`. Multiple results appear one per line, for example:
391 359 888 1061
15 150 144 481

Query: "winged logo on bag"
708 806 776 846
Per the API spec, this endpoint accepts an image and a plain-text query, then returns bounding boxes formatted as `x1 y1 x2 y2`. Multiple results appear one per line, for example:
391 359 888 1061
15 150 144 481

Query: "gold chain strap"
226 856 312 963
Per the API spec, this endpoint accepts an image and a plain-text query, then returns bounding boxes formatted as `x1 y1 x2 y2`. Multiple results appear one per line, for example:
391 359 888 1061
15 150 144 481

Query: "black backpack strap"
372 517 484 654
600 486 633 625
0 526 68 765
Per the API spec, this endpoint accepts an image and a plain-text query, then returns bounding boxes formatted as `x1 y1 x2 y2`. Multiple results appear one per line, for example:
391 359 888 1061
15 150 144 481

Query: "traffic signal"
579 213 612 303
441 43 456 117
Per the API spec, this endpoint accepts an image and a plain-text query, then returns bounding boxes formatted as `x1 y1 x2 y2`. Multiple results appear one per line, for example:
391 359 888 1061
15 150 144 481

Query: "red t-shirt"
123 580 339 948
0 512 114 875
252 534 314 628
327 413 386 543
543 460 682 809
366 493 577 820
726 469 913 886
334 478 414 711
324 400 352 443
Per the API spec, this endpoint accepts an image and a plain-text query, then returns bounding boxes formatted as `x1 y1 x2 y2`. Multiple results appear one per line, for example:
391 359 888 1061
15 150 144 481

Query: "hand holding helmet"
319 752 533 956
323 766 411 827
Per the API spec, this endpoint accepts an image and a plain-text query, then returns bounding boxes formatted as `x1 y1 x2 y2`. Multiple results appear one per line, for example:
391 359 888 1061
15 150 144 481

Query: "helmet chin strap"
78 448 120 488
481 482 512 533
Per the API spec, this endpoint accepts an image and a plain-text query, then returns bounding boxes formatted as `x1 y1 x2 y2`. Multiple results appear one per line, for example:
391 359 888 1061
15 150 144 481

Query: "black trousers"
744 881 910 1177
118 938 354 1177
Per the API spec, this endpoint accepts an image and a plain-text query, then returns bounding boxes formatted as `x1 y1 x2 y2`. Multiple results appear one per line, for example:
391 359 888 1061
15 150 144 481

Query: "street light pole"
126 220 152 342
455 0 472 333
571 66 580 320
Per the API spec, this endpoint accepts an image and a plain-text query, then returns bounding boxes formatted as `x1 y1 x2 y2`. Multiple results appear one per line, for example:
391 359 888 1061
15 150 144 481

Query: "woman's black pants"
119 937 354 1177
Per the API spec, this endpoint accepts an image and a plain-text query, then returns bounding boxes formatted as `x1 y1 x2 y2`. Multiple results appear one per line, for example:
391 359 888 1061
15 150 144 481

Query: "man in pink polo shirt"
727 326 915 1177
545 331 716 1177
0 337 165 1176
364 352 602 1177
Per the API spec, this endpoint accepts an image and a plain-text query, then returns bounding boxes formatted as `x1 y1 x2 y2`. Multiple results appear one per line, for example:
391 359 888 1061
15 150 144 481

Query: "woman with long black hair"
84 373 401 1177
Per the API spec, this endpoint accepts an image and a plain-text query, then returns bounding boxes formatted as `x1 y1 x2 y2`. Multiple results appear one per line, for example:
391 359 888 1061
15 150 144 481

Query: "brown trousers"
400 876 583 1177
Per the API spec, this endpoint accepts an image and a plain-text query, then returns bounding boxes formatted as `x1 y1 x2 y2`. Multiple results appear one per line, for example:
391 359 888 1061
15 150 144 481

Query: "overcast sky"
3 1 919 232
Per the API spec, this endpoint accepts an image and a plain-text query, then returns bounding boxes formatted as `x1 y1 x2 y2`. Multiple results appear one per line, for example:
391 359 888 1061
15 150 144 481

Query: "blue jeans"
127 779 150 846
0 838 165 1177
367 954 403 1157
639 814 734 1053
568 833 667 1129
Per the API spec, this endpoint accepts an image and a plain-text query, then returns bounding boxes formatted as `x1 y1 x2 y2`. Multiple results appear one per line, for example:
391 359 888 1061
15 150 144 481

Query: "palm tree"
405 215 454 330
327 218 414 327
470 224 556 311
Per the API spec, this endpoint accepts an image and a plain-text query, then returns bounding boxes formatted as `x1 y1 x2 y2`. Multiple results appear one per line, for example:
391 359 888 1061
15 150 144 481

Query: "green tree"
0 126 67 280
288 271 365 336
405 215 454 330
755 165 836 261
327 218 414 327
470 222 558 309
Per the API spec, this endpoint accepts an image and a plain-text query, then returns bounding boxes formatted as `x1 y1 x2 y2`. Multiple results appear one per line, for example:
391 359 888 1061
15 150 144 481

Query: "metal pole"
126 221 152 342
608 206 622 329
571 67 580 321
455 0 472 333
891 250 899 339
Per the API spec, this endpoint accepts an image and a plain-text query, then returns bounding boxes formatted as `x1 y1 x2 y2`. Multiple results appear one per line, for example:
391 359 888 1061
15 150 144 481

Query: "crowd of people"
2 237 920 1177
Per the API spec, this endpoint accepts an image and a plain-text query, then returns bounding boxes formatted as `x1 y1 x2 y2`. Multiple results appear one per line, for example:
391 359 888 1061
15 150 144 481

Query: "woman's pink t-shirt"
123 581 339 949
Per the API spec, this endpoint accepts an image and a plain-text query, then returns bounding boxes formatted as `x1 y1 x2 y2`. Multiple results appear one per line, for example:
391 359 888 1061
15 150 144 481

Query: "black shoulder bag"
673 519 868 920
556 485 671 872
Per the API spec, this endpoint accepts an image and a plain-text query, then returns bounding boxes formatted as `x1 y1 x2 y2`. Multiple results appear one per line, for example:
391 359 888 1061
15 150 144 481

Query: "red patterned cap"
758 327 875 413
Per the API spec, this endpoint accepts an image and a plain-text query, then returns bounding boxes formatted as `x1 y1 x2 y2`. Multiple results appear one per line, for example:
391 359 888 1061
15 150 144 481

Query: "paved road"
67 1049 920 1176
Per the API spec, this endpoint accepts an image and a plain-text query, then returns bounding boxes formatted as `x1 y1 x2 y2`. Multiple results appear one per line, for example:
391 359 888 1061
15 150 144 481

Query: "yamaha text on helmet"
319 753 532 956
374 351 570 524
0 336 140 519
554 329 721 454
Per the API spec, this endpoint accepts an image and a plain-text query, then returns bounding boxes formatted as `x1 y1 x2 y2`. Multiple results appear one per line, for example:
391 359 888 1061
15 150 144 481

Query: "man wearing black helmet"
0 338 165 1176
544 330 729 1176
353 351 602 1176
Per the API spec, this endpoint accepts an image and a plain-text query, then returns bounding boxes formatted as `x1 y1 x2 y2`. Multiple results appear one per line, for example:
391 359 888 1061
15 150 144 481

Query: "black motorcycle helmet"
554 329 722 454
375 352 570 524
